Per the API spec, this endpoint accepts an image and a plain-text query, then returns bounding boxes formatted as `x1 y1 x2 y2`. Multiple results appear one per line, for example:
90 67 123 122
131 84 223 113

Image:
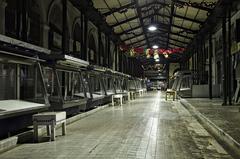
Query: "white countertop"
0 100 45 112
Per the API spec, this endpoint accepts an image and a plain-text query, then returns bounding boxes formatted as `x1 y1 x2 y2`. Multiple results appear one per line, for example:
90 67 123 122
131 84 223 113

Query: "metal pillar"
62 0 68 54
209 34 213 99
107 37 111 68
98 28 101 65
81 13 84 59
228 7 232 105
222 9 227 105
21 0 28 41
84 15 88 61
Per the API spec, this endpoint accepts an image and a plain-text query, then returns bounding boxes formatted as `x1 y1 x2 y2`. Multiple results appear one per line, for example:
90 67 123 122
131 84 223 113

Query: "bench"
32 112 66 142
112 94 123 106
165 89 177 101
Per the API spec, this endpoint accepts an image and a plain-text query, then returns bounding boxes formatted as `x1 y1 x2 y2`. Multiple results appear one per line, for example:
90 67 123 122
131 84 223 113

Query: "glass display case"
0 56 49 119
171 71 193 97
43 67 87 112
103 73 116 95
81 69 107 110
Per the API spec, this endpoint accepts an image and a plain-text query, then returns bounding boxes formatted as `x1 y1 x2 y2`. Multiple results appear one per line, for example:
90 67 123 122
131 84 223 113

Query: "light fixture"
152 45 159 49
155 58 160 62
164 53 169 58
148 25 157 31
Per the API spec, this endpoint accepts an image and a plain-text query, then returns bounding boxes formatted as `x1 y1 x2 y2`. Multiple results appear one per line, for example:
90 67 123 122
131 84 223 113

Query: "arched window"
5 0 18 38
48 4 63 51
88 34 97 64
28 0 41 45
72 23 81 58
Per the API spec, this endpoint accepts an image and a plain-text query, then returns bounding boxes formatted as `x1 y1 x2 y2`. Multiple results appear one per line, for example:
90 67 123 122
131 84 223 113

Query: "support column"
62 0 68 54
21 0 29 41
228 7 232 105
209 34 213 99
222 9 227 106
80 13 84 59
42 24 50 48
107 38 111 68
84 15 88 61
98 29 101 65
0 0 7 35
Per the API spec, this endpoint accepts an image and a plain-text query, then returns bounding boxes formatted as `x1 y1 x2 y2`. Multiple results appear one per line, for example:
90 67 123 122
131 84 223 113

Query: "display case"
103 71 116 96
0 34 51 138
0 53 49 119
43 55 88 114
171 71 193 97
81 66 107 110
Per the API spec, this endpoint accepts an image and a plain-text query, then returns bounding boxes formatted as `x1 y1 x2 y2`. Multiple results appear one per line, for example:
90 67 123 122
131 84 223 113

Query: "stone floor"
186 98 240 144
0 92 233 159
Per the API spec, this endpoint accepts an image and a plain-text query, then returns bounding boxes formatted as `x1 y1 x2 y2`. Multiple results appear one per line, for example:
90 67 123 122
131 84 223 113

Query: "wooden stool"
33 112 66 142
139 89 144 96
112 94 123 106
165 89 177 101
130 91 136 100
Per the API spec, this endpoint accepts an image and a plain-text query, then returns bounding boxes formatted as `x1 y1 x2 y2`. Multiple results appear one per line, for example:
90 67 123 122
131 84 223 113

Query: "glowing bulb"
152 45 159 49
148 25 157 31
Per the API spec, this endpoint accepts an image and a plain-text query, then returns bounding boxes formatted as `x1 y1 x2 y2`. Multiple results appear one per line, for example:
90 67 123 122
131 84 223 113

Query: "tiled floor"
186 98 240 143
0 92 233 159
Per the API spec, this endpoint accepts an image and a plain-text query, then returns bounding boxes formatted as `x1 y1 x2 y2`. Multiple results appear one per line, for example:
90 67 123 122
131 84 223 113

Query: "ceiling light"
148 25 157 31
152 45 159 49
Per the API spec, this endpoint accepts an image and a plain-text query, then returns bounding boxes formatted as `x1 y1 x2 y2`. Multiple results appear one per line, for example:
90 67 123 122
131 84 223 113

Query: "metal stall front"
170 71 193 97
81 65 107 110
113 72 131 101
43 55 88 115
0 35 50 138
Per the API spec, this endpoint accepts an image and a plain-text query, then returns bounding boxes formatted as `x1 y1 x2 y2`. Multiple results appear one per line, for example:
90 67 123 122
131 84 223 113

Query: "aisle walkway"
0 92 233 159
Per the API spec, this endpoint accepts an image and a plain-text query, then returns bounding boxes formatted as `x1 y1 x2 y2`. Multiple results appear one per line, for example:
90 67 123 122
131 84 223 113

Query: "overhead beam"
166 1 175 49
175 0 212 12
138 40 183 48
104 1 168 17
149 34 189 45
110 16 138 28
151 37 185 48
117 25 142 36
123 29 193 42
173 13 204 24
169 37 189 45
103 2 135 16
122 33 145 42
117 22 197 36
110 13 155 28
129 38 146 46
134 0 150 48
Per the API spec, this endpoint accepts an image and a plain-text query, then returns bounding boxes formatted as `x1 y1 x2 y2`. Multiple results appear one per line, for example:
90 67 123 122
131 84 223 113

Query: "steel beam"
175 0 212 12
134 0 150 47
228 7 232 105
222 9 227 105
209 34 213 99
166 1 175 48
103 2 135 16
62 0 68 54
